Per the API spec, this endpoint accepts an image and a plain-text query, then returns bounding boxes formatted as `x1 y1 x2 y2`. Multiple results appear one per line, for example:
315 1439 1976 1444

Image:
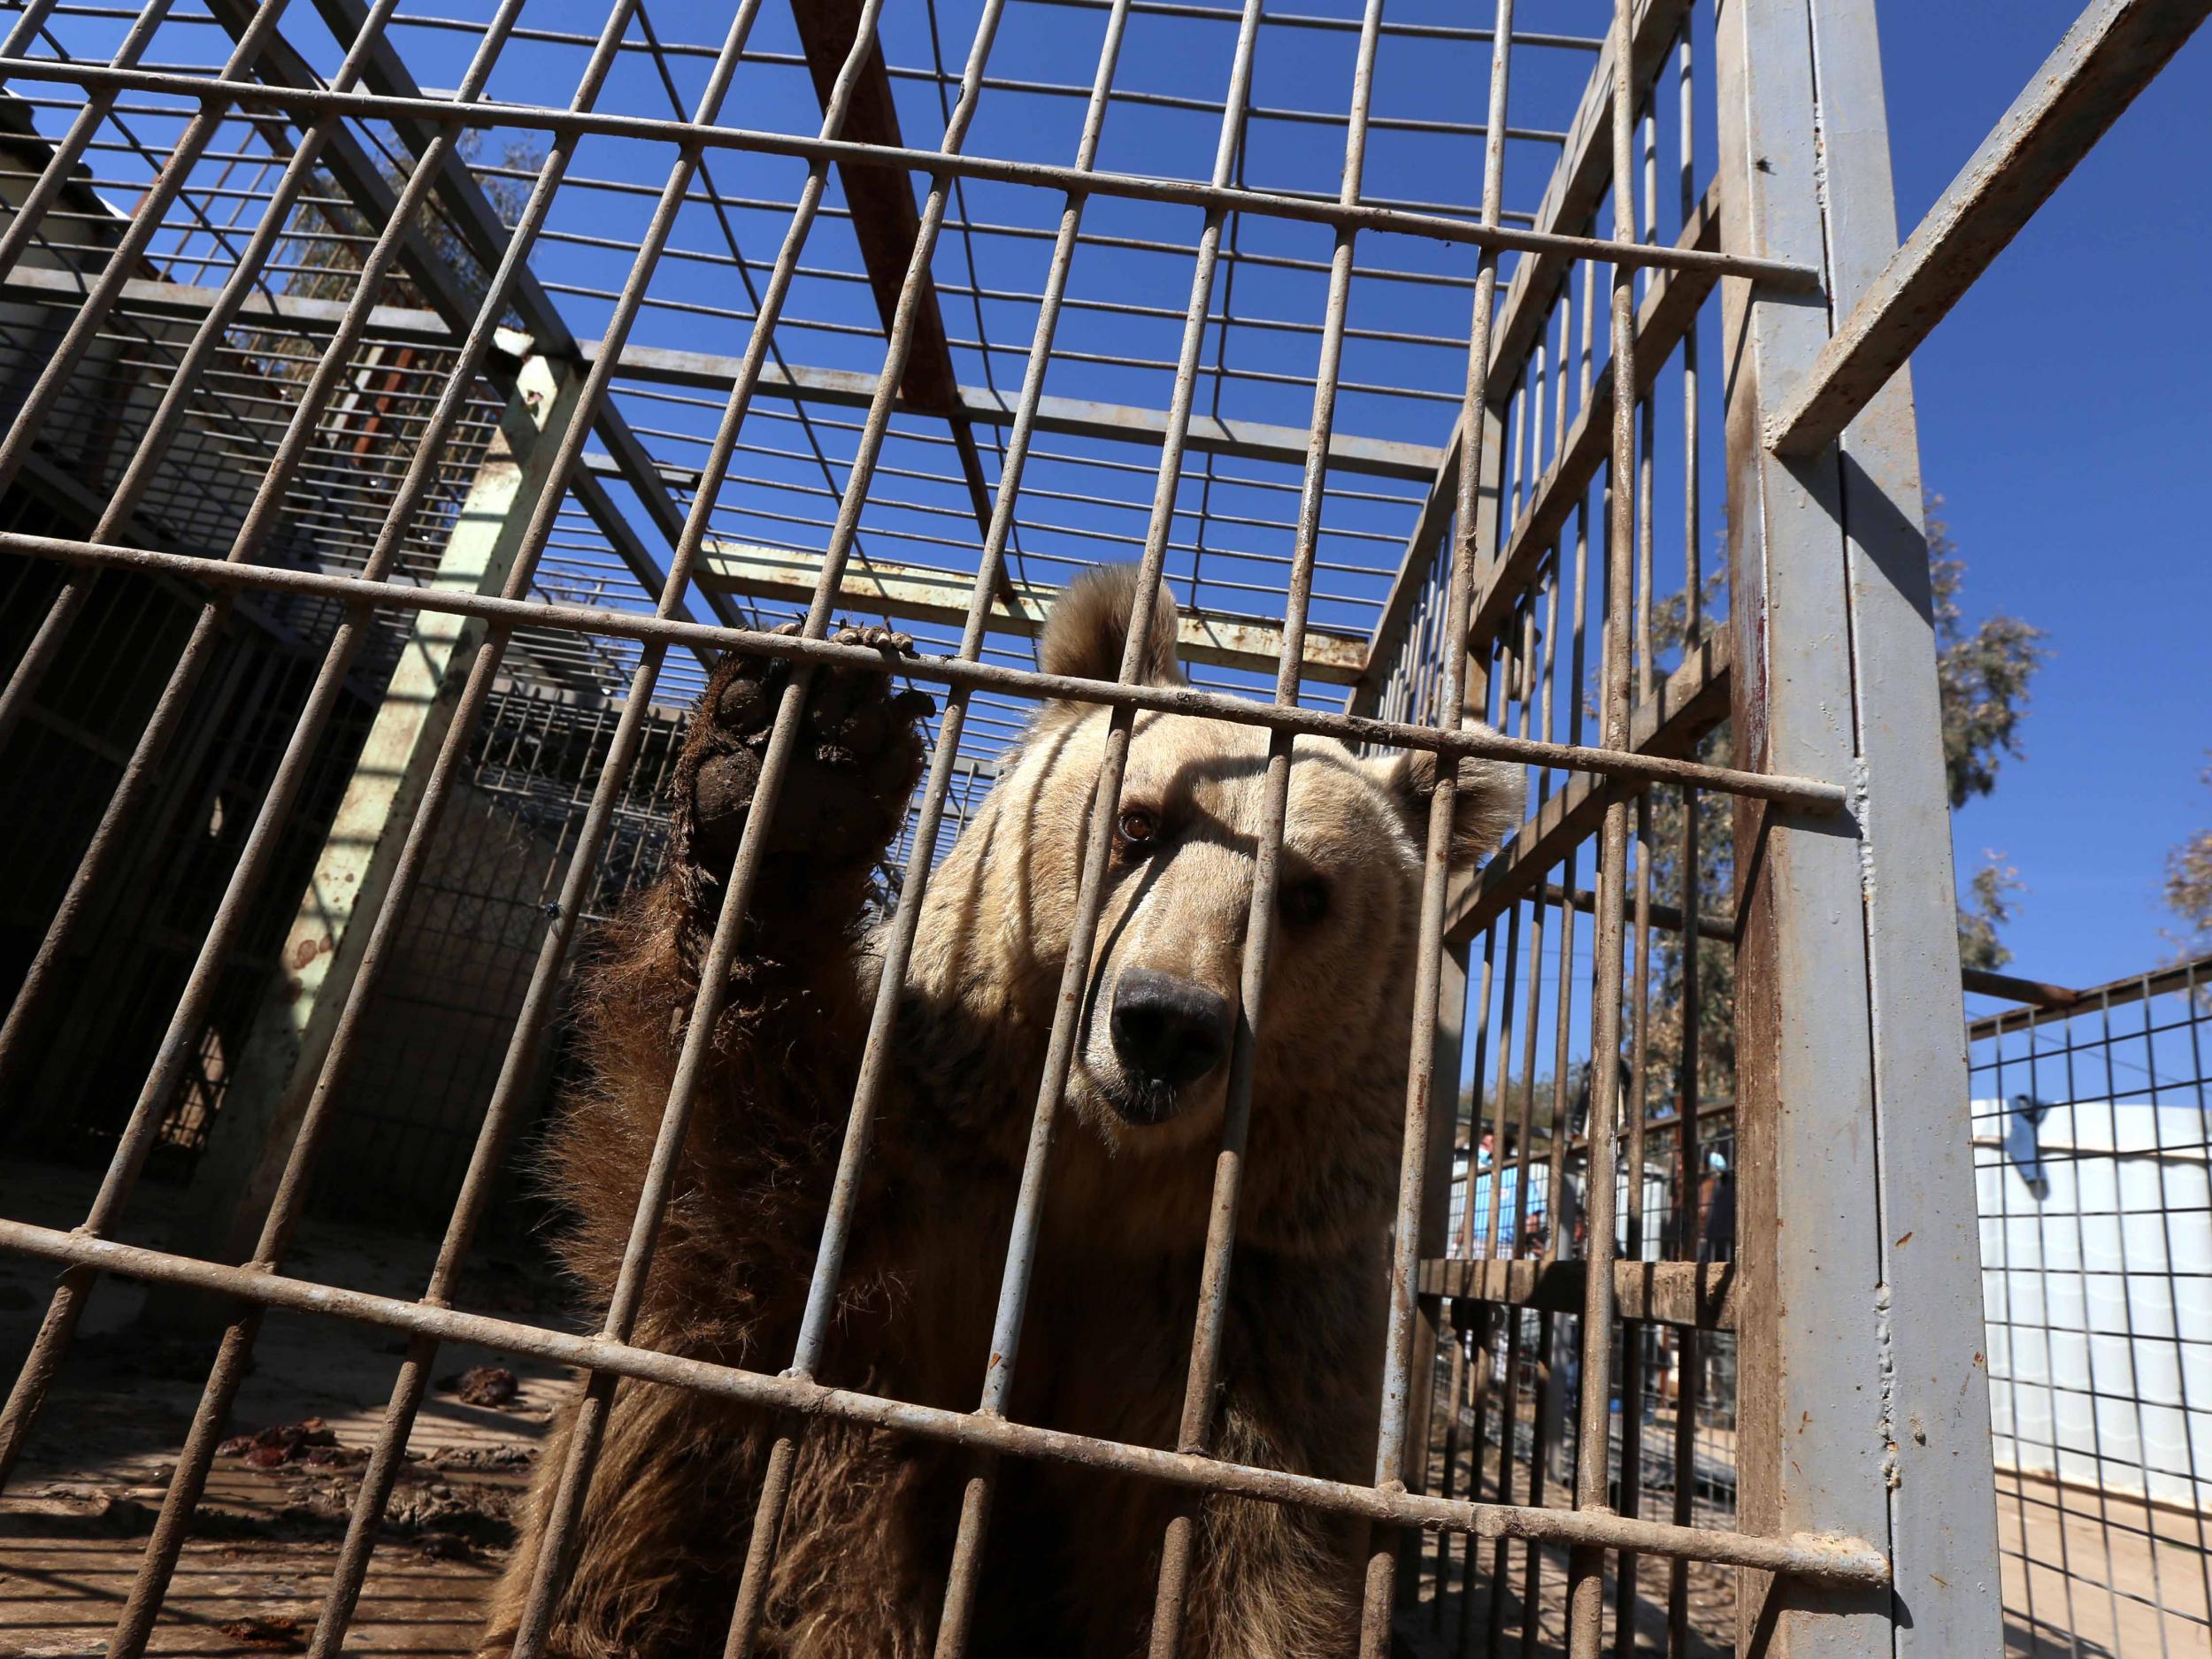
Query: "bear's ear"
1038 564 1184 689
1376 733 1526 871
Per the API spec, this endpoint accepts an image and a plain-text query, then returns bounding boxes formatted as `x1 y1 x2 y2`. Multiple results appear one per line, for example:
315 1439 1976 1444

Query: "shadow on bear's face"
1030 709 1515 1159
909 565 1525 1194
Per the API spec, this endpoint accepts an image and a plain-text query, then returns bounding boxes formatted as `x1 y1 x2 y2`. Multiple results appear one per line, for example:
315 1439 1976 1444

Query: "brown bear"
480 564 1522 1658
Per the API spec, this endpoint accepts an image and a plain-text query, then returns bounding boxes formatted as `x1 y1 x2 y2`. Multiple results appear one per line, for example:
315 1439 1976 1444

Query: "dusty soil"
14 1163 2195 1656
1394 1392 1742 1659
0 1162 570 1658
1996 1467 2211 1658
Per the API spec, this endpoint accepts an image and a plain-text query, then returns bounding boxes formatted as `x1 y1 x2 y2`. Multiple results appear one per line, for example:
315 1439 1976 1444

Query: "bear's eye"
1115 804 1161 855
1279 876 1331 928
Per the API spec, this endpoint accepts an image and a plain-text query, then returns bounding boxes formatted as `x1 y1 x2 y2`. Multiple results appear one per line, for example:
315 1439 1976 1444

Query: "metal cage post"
1715 0 2001 1651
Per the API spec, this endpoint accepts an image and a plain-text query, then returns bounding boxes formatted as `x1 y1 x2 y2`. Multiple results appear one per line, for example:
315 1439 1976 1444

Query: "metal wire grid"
0 491 385 1171
0 0 1970 1655
1970 962 2212 1659
0 78 659 703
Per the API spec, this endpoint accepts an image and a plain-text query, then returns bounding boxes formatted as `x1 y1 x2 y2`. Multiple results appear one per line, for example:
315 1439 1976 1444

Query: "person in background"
1696 1150 1737 1418
1698 1151 1736 1265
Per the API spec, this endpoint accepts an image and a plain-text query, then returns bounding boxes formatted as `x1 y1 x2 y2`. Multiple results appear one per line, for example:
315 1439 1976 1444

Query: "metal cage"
0 1 2200 1655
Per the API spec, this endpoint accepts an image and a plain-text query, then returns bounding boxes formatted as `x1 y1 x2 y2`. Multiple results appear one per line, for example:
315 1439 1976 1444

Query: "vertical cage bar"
296 0 890 1636
0 0 549 1499
67 6 672 1645
1665 22 1703 1658
1358 3 1517 1650
1438 916 1501 1644
1612 88 1663 1657
1151 3 1400 1638
494 0 1037 1652
1564 4 1643 1648
933 6 1266 1648
718 3 1135 1653
0 0 411 764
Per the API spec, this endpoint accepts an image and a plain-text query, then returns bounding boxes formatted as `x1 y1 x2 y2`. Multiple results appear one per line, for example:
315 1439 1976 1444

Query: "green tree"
1928 502 2047 810
1638 496 2044 1100
1957 853 2025 972
2163 757 2212 961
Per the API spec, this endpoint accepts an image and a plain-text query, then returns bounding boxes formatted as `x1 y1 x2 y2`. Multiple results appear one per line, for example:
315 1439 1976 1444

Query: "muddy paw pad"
680 625 933 872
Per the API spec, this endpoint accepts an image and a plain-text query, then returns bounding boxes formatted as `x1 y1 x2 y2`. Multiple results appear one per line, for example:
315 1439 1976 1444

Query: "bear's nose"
1110 968 1233 1090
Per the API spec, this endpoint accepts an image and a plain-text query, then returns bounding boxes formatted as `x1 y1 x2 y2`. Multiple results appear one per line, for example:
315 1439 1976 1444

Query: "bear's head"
909 565 1523 1252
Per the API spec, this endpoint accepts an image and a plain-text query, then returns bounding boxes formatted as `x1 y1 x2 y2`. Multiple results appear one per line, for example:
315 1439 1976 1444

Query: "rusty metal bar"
932 6 1264 1648
0 256 1450 480
1613 789 1655 1653
1437 914 1501 1643
1464 564 1544 1654
0 0 173 291
1467 180 1717 664
0 529 1847 812
1448 634 1732 947
0 0 422 1100
1512 238 1601 1659
72 4 682 1647
1667 803 1703 1659
0 1215 1890 1583
695 540 1371 682
1563 4 1640 1644
1766 0 2212 457
720 3 1133 1652
1486 0 1692 410
1146 0 1383 1647
1438 391 1509 1632
0 2 63 62
293 0 864 1643
1967 953 2211 1033
1666 33 1702 1655
1420 1260 1738 1333
482 1 1014 1653
787 0 995 545
1357 4 1517 1651
1465 600 1528 1651
0 52 1825 289
573 338 1451 480
1612 94 1664 1655
0 0 295 757
0 0 549 1502
1721 1 1998 1649
1542 296 1590 1659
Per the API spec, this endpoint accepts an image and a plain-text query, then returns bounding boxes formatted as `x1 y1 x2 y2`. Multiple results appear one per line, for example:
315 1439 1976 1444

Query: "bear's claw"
678 623 933 878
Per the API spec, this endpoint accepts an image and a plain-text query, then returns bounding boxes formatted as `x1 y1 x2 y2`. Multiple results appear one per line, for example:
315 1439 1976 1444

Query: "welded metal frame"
4 0 2181 1654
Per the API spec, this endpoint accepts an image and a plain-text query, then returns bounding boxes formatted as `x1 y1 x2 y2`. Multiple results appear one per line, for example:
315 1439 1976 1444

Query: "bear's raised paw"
676 624 934 880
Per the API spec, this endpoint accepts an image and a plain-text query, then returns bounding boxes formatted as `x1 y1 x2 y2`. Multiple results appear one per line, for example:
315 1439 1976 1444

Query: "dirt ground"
0 1157 1733 1659
1394 1394 1742 1659
1996 1468 2211 1658
0 1162 570 1658
9 1160 2202 1657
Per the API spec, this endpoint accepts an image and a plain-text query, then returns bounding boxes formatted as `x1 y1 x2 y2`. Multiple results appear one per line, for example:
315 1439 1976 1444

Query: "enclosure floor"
1998 1467 2212 1659
0 1161 567 1658
1394 1539 1741 1659
1398 1396 1741 1657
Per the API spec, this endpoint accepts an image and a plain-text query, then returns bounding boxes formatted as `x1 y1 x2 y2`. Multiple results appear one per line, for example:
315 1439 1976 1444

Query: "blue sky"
19 0 2205 1002
1873 4 2212 997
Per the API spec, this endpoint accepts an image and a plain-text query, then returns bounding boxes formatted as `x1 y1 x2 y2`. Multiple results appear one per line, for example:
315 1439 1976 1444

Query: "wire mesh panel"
1972 961 2212 1659
0 1 2051 1655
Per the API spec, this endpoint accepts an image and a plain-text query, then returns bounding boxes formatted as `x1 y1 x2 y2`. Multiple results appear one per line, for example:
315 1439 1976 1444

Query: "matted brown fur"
480 570 1522 1658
